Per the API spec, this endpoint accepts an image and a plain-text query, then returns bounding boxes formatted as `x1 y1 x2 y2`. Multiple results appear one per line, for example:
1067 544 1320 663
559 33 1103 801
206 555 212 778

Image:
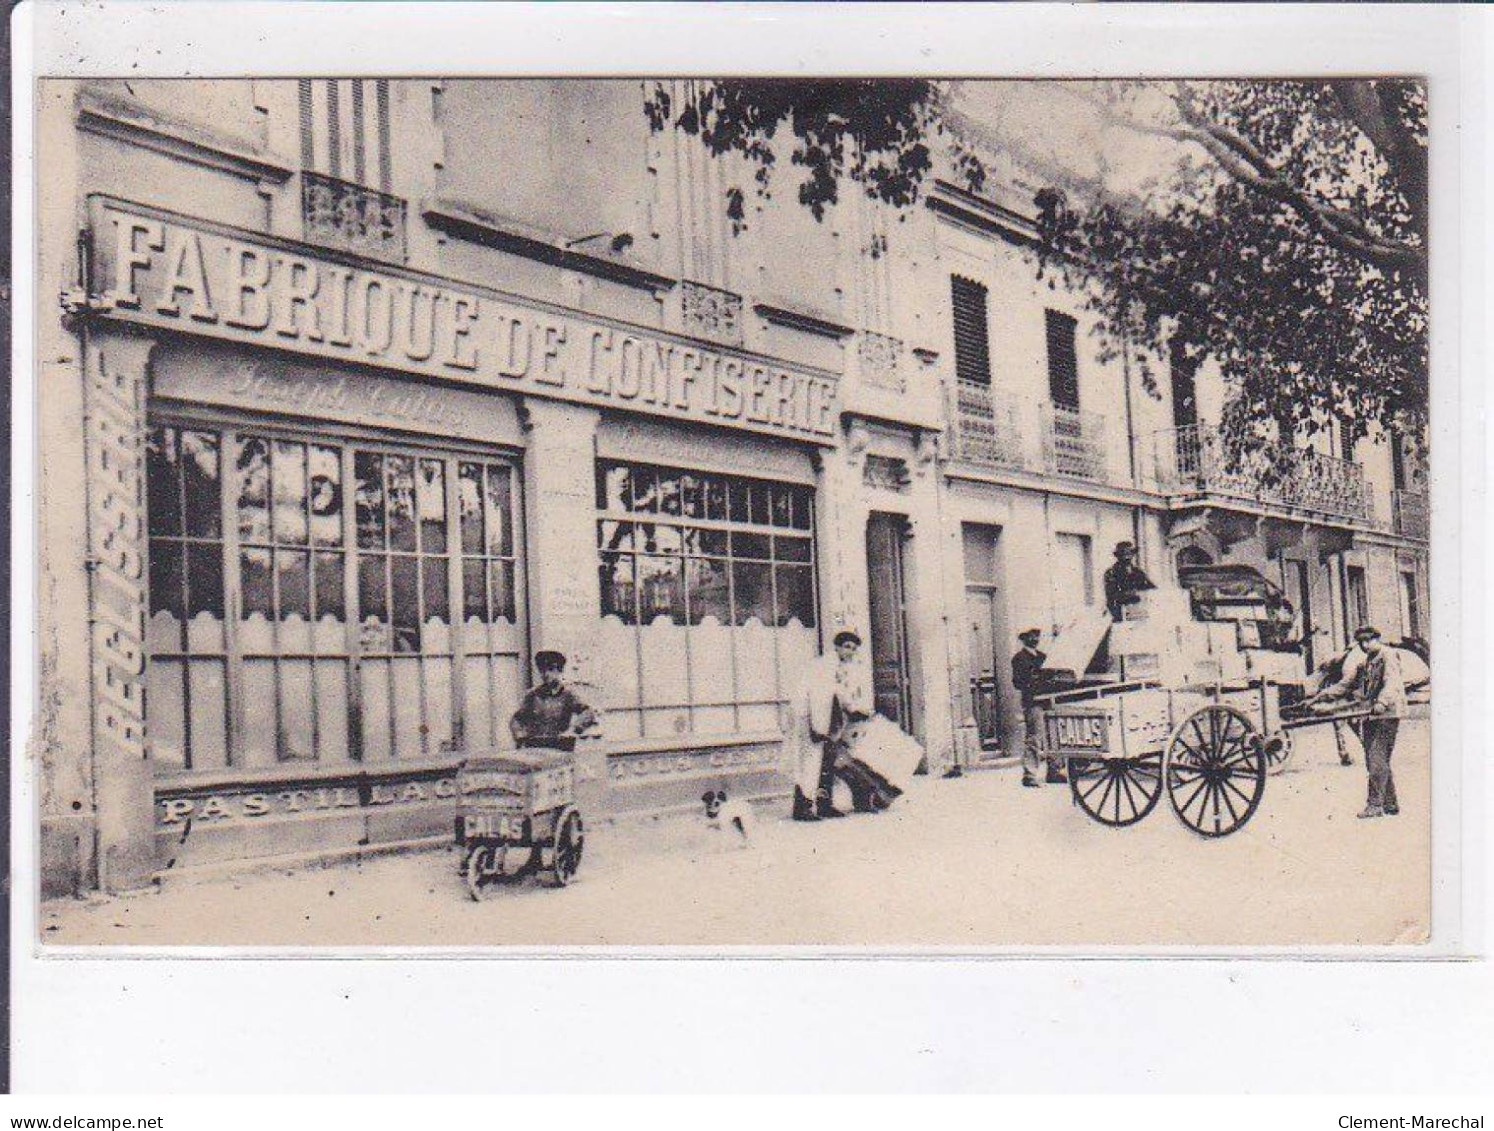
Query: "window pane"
790 487 814 531
309 445 343 547
770 484 792 528
656 469 681 516
181 430 222 538
598 520 634 553
680 473 704 518
600 552 636 624
774 535 813 563
277 549 311 621
637 555 685 625
146 426 181 538
240 547 274 619
314 551 346 621
385 455 417 552
705 476 729 521
272 440 309 545
354 451 385 549
358 556 388 624
489 560 516 622
236 436 271 543
149 541 185 619
731 531 771 560
462 559 488 623
775 564 816 627
185 543 224 618
731 561 774 626
390 556 420 651
727 479 750 523
458 463 484 555
684 527 729 557
484 465 513 556
636 522 681 555
422 557 450 625
686 556 731 626
418 458 447 554
749 483 772 526
598 463 631 511
629 466 659 514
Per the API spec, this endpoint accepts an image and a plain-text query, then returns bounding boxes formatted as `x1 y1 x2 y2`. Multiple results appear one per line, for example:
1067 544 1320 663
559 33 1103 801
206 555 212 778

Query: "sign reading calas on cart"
83 197 841 444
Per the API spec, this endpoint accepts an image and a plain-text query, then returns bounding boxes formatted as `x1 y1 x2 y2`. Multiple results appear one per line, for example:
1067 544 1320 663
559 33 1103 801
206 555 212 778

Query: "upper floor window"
1045 309 1080 410
951 276 993 387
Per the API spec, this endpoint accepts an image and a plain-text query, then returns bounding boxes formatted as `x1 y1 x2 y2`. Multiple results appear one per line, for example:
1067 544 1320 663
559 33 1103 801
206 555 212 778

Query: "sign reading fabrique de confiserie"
85 198 840 443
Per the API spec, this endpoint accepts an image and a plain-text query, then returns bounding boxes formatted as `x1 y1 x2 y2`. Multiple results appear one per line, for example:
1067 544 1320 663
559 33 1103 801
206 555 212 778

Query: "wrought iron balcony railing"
1041 402 1108 482
680 280 744 346
1392 488 1430 540
946 380 1025 470
1154 424 1374 524
300 170 407 261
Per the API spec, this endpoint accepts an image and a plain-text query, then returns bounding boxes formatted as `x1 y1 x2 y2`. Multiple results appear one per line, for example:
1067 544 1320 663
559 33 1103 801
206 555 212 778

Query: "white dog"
701 789 756 847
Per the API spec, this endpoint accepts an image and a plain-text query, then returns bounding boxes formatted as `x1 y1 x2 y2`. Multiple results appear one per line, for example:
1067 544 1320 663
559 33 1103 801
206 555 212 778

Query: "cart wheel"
464 844 506 902
546 807 584 888
1165 704 1266 837
1263 730 1293 776
1068 753 1164 828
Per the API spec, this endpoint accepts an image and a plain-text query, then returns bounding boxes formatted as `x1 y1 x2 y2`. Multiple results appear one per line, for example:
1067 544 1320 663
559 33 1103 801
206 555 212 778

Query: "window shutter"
1169 338 1199 428
1045 309 1079 409
951 276 992 386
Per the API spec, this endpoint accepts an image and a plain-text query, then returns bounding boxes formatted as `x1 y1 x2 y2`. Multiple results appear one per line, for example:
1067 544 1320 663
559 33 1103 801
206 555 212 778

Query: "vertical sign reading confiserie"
86 198 839 443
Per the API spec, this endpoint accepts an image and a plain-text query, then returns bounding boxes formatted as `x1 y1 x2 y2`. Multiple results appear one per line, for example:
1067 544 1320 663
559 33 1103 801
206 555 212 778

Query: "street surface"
43 721 1430 948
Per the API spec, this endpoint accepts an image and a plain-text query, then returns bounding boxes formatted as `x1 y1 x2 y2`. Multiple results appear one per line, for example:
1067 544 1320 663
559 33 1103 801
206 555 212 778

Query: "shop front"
59 196 842 888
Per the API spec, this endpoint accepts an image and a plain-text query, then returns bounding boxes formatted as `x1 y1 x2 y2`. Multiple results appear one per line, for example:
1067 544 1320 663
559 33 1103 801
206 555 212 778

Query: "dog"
701 789 756 846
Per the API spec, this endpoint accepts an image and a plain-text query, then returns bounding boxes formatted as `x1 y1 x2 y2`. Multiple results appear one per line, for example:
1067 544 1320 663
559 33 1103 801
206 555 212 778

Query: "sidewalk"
40 721 1431 948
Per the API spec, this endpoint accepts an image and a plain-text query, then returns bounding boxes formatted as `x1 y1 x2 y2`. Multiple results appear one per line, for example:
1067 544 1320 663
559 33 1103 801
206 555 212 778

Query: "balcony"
1392 488 1429 540
1154 424 1374 524
1041 402 1107 482
300 170 407 261
946 380 1025 470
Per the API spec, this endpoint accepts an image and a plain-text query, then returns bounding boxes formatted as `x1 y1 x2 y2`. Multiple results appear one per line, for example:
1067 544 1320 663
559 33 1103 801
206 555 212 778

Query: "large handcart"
456 749 585 899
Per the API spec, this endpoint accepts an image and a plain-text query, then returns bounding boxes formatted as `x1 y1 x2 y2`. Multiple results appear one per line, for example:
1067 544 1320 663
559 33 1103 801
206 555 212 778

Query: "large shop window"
596 461 819 740
146 420 524 773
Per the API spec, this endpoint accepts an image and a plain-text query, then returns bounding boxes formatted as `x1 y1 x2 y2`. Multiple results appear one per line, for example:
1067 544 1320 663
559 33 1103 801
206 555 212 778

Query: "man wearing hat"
1012 628 1065 788
1103 541 1156 621
1349 625 1408 819
509 650 598 752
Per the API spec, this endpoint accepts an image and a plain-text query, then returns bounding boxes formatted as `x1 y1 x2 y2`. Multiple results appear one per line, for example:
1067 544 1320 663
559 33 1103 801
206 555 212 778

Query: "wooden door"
866 513 914 733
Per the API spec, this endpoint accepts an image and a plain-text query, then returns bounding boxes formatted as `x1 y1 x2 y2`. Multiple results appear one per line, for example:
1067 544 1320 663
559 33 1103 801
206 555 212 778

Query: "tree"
647 79 1429 456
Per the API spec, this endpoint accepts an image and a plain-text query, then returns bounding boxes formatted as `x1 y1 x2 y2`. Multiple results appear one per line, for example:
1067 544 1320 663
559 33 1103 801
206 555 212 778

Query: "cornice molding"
752 302 854 340
76 91 294 185
927 178 1041 247
422 199 677 293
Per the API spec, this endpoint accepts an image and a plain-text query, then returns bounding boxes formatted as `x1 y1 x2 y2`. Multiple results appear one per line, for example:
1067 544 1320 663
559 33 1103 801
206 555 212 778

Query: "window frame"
595 459 820 738
146 404 528 774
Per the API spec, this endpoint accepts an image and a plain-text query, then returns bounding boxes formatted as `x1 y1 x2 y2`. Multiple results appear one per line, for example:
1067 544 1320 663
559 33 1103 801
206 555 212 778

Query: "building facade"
35 79 1430 896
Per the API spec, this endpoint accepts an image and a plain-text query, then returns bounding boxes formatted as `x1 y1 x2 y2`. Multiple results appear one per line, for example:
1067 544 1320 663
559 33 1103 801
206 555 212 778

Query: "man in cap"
1103 541 1156 621
510 650 598 752
794 629 871 820
1012 627 1065 788
1349 625 1408 819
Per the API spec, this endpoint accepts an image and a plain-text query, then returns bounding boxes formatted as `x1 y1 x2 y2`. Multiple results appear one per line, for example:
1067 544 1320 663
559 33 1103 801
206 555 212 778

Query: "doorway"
866 513 915 734
962 524 1003 750
1283 557 1314 674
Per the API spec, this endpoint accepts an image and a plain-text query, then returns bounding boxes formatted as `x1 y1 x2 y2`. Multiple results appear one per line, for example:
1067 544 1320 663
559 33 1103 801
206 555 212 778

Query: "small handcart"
456 749 585 899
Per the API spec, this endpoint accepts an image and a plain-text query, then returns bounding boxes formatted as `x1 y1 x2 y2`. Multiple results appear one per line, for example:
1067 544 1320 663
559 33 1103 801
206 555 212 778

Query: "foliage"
647 78 1429 456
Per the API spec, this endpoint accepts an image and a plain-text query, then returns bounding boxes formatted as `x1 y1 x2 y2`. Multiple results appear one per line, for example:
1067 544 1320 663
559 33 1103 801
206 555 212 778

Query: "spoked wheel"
1165 705 1266 838
1068 753 1164 828
546 807 584 888
464 844 507 902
